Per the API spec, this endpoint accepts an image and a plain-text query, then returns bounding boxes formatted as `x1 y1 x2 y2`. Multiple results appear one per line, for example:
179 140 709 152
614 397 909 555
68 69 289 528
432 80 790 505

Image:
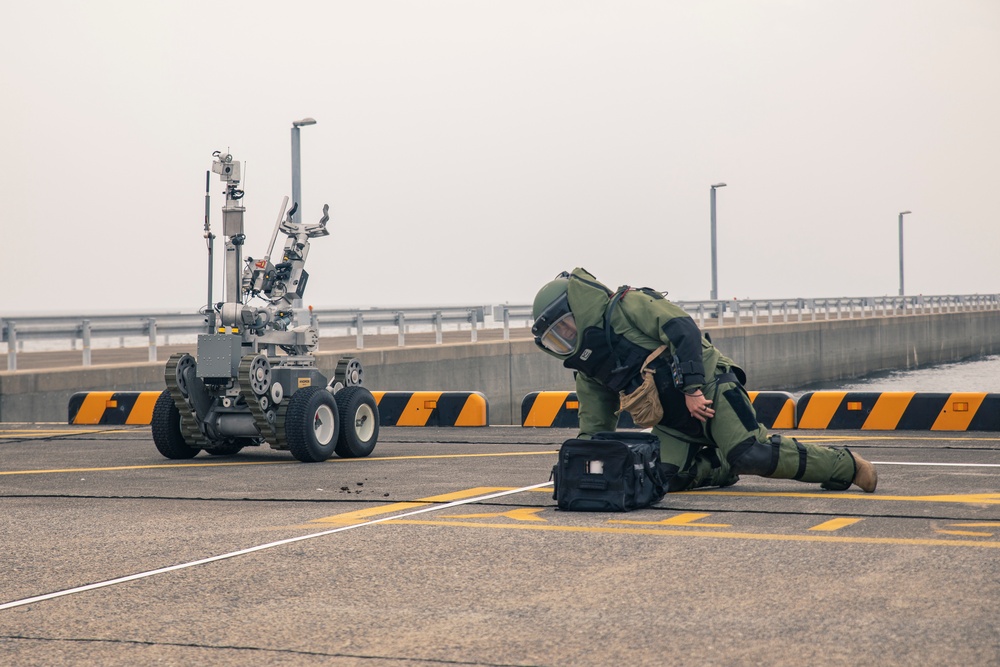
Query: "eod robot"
152 150 379 462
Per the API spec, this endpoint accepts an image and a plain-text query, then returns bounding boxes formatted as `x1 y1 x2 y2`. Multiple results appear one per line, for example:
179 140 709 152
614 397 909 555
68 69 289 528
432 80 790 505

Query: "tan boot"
850 451 878 493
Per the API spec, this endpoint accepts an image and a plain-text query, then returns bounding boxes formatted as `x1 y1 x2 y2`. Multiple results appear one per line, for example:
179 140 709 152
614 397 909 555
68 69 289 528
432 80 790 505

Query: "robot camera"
211 152 241 181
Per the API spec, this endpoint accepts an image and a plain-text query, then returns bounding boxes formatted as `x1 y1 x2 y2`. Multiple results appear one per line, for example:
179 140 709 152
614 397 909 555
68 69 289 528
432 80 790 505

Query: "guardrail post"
734 302 741 326
468 309 478 342
147 318 157 362
434 312 443 344
82 320 92 366
396 312 405 346
6 321 16 371
355 313 365 349
503 306 511 341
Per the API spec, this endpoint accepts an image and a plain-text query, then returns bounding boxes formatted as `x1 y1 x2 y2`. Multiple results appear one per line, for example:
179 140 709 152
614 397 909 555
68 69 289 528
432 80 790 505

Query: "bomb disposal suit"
532 268 877 493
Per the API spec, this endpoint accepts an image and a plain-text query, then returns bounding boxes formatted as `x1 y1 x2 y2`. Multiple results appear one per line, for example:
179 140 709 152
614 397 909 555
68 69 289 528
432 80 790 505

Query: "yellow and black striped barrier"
796 391 1000 431
522 390 796 429
521 391 579 428
372 391 489 427
67 388 1000 431
747 391 797 429
520 391 634 428
68 389 490 428
68 391 161 425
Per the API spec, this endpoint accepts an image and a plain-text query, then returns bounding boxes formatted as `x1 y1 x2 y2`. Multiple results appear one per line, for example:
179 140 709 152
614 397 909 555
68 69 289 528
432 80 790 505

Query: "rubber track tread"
164 353 208 448
238 356 289 450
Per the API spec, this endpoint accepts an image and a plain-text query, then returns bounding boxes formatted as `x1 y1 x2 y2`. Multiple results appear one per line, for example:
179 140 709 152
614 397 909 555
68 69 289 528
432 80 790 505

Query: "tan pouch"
618 345 668 428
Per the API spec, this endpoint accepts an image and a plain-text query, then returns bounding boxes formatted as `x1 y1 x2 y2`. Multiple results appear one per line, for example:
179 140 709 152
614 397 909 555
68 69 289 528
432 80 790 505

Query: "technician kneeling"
531 268 877 493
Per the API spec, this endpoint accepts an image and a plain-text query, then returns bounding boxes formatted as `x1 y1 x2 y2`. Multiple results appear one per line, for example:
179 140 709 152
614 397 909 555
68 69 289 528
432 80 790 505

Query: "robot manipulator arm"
303 204 331 238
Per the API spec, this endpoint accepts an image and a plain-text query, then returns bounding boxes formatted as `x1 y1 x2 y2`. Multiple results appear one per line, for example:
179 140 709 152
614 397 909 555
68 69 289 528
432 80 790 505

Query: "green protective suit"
553 267 856 492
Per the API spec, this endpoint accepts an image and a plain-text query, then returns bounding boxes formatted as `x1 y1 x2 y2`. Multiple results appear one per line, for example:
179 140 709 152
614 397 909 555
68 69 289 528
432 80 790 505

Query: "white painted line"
0 481 554 612
871 461 1000 468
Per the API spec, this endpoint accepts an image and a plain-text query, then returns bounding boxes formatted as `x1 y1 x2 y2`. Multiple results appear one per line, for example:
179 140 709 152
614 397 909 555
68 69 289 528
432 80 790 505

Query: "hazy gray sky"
2 0 998 314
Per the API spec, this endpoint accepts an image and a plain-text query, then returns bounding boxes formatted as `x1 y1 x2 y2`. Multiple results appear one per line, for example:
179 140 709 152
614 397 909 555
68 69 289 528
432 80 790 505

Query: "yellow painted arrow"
439 508 548 522
609 512 731 528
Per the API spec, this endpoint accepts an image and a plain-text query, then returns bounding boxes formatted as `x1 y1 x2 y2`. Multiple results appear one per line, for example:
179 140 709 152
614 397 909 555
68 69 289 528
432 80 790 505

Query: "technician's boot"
850 451 878 493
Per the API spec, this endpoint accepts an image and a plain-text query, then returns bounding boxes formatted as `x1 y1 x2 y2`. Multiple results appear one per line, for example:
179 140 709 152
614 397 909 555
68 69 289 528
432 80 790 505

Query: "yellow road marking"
610 512 731 528
795 435 1000 442
810 517 863 532
385 519 1000 549
0 429 128 438
950 522 1000 527
0 451 558 476
308 487 511 525
294 486 1000 549
934 521 997 538
439 507 547 522
0 461 294 475
684 490 1000 505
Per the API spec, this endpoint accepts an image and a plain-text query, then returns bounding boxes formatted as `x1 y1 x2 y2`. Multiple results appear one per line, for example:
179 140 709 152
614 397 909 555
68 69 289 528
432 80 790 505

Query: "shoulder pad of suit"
633 286 667 300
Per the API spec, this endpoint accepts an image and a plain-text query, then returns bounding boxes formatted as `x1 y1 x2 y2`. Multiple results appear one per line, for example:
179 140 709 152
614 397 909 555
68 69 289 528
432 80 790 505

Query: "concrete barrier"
67 388 490 428
796 391 1000 431
7 309 1000 424
747 391 797 429
68 391 161 425
372 391 489 427
520 391 636 428
520 390 794 430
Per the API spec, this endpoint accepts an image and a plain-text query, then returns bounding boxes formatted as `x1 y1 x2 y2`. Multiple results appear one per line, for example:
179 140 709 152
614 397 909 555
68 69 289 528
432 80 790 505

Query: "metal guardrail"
496 294 1000 329
3 295 999 370
0 306 488 371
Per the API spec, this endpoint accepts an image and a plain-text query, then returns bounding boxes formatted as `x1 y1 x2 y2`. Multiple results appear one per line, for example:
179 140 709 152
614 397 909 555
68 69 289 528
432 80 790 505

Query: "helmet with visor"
532 278 578 356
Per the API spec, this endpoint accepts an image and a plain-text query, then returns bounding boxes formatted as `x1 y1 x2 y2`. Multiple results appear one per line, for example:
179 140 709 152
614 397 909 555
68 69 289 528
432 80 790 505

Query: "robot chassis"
151 150 379 462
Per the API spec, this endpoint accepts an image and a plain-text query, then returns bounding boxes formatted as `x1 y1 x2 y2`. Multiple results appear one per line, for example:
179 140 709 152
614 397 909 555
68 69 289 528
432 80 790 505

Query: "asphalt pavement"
1 424 998 666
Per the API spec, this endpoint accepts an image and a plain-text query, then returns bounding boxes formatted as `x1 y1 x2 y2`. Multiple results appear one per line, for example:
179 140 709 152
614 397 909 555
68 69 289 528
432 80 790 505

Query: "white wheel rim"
354 404 376 441
313 405 336 444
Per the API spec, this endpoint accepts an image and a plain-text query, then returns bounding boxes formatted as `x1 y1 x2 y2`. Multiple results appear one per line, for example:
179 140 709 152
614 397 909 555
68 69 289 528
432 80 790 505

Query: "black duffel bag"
551 431 667 511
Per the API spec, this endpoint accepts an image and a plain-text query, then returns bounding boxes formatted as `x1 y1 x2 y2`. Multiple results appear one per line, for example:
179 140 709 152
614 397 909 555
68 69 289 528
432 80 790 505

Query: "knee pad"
727 435 780 477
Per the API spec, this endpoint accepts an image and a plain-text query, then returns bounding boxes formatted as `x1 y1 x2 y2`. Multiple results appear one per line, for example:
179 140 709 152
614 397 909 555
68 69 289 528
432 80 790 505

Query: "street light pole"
291 117 317 224
710 183 727 300
898 210 911 296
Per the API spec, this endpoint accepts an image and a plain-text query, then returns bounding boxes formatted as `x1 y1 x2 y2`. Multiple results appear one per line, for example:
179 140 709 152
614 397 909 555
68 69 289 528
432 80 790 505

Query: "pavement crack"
0 634 544 666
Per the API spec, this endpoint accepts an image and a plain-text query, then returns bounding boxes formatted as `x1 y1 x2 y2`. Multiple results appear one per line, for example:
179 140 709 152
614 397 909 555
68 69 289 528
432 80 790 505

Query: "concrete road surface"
1 425 998 666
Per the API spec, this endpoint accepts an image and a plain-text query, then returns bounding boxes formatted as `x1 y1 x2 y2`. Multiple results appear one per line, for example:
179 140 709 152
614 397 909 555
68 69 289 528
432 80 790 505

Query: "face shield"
532 292 578 355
